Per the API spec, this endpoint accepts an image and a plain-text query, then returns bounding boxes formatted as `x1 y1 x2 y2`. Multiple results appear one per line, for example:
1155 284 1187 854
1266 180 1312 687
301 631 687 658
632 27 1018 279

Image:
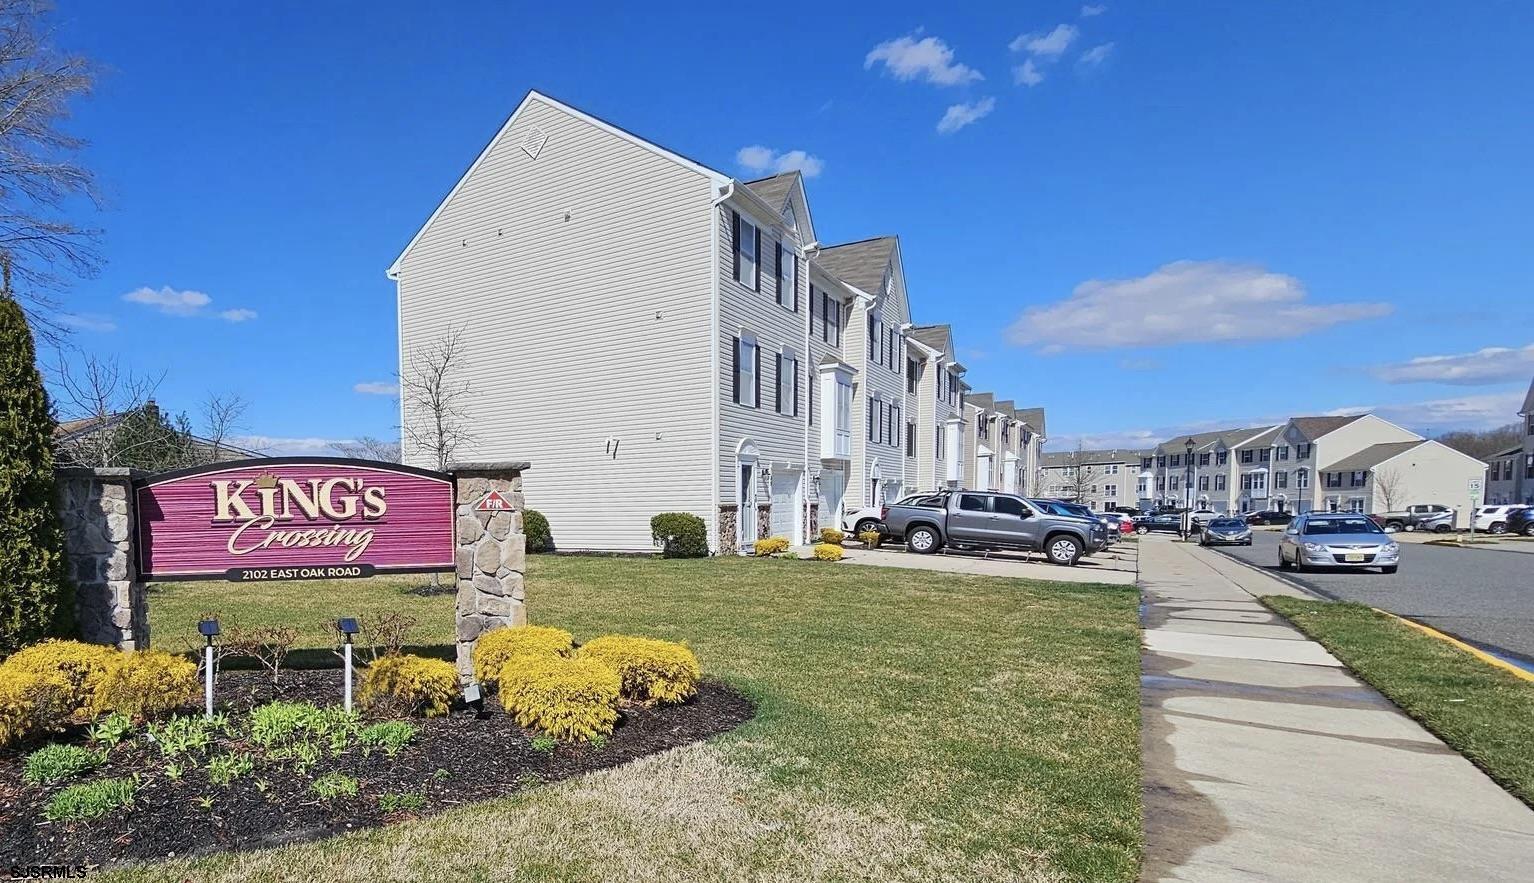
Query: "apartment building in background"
1482 375 1534 505
1135 413 1482 526
1040 448 1145 510
390 91 1045 552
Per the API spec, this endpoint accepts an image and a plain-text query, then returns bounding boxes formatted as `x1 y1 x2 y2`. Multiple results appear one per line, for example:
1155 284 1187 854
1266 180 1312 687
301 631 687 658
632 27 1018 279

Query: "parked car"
882 491 1108 565
1188 509 1221 527
842 494 929 535
1472 505 1520 534
1278 513 1400 574
1034 499 1117 546
1200 517 1253 546
1505 506 1534 537
1245 510 1294 526
1135 514 1184 535
1380 504 1455 533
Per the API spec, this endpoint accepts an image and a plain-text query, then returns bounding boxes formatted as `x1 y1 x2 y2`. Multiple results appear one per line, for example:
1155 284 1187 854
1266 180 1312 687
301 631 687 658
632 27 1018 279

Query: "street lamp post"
1183 437 1196 539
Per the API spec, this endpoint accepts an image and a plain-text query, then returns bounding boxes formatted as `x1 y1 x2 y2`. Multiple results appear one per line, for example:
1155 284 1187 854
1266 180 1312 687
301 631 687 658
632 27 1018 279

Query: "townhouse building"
1482 376 1534 506
1041 448 1144 511
389 91 1044 552
1136 413 1483 526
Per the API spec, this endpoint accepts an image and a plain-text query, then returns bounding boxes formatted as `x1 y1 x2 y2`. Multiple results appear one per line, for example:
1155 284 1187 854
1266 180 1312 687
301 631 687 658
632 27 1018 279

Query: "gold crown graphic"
254 472 279 490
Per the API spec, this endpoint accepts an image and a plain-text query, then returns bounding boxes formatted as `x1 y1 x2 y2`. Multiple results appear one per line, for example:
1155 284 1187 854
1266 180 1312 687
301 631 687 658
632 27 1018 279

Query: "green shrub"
498 655 620 742
0 666 72 747
0 283 73 655
23 743 104 784
146 714 218 757
811 543 844 561
524 509 553 553
45 777 136 821
577 635 701 706
358 720 418 757
471 624 573 686
650 512 709 558
249 701 358 751
358 654 457 717
91 649 199 719
88 712 134 750
3 640 117 718
818 527 846 544
206 752 254 786
310 771 359 800
378 791 426 813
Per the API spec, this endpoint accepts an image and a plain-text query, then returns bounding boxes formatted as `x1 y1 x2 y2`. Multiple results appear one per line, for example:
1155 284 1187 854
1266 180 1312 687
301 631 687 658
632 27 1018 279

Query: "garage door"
770 471 801 541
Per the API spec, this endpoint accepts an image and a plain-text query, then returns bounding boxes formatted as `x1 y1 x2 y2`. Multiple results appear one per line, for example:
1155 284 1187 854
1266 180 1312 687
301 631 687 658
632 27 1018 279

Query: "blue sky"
42 1 1534 453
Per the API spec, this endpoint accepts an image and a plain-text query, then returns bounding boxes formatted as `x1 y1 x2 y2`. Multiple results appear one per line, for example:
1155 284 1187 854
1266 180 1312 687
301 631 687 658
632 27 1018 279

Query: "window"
732 212 758 290
907 359 919 394
1142 457 1153 469
1253 472 1266 491
1104 484 1117 499
819 291 842 346
1198 475 1209 491
1170 476 1179 491
1216 451 1228 466
1157 477 1166 492
906 421 917 457
1170 454 1181 467
1259 448 1271 462
1002 423 1011 444
891 405 901 447
1527 414 1534 436
774 242 798 310
835 379 851 453
1297 443 1312 459
775 353 798 416
1277 445 1289 461
1350 470 1366 488
1109 464 1119 474
935 425 944 459
1199 453 1210 467
867 396 876 442
1348 498 1366 513
1326 472 1343 488
868 315 877 363
1275 471 1288 489
1526 454 1533 479
1241 450 1254 464
732 336 758 407
1296 468 1309 489
993 496 1025 517
1215 474 1226 491
978 419 989 441
959 494 988 512
1157 456 1166 468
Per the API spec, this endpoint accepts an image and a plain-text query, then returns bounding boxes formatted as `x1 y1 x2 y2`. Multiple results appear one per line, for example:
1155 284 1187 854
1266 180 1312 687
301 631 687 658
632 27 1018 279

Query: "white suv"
1473 506 1518 534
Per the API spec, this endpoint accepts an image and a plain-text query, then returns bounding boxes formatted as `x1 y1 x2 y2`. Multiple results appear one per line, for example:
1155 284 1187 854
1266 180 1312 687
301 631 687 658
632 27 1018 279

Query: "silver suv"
882 491 1108 566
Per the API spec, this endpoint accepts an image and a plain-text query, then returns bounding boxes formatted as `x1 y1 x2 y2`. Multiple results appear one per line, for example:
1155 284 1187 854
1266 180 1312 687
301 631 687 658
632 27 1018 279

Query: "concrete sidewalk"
1140 536 1534 882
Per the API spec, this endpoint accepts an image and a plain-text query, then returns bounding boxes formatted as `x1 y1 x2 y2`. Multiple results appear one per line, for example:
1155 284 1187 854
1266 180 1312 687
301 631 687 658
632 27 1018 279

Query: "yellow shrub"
818 527 846 544
471 625 573 686
577 635 701 706
4 640 117 718
857 530 882 547
753 536 791 556
498 655 619 742
0 667 72 748
358 653 458 717
811 543 844 561
91 650 199 720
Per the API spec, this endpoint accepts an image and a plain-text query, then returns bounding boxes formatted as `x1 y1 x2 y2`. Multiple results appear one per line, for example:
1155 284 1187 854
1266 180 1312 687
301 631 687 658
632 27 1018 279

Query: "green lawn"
1265 597 1534 807
118 556 1142 882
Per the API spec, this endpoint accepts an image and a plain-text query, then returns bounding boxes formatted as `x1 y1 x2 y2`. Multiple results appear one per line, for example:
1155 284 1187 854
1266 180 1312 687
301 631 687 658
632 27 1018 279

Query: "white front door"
738 463 758 549
770 471 800 541
977 455 993 490
820 466 846 530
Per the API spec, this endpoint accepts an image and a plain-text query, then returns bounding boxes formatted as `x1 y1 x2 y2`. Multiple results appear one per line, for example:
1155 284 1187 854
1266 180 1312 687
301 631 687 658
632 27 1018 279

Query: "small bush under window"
650 512 709 558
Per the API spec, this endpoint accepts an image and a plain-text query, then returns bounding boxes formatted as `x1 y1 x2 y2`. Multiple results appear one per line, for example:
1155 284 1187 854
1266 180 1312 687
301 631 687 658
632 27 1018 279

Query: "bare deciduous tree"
402 327 473 470
1057 444 1104 503
200 391 248 461
1373 466 1408 513
332 436 402 462
0 0 101 342
50 353 160 466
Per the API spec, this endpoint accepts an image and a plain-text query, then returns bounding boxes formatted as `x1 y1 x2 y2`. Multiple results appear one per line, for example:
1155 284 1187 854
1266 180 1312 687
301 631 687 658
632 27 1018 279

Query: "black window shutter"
775 242 783 305
792 255 800 312
808 365 814 423
775 353 782 413
731 337 741 404
731 212 741 282
822 293 829 342
793 362 800 416
754 346 761 407
753 227 761 292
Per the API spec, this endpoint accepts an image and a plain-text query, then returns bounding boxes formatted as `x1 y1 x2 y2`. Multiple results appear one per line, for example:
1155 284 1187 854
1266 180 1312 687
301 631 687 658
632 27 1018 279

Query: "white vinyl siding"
396 96 715 552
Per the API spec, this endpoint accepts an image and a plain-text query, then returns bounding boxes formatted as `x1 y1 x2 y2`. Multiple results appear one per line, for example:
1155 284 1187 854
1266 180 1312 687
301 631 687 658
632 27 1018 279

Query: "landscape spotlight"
337 617 359 641
199 618 220 640
338 617 359 712
198 618 219 720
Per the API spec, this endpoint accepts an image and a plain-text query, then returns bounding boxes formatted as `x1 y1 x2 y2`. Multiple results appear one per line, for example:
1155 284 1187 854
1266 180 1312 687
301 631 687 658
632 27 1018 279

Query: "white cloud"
1339 391 1526 433
59 313 117 332
865 33 983 86
123 286 210 316
229 435 353 456
354 381 400 396
1014 59 1045 86
1006 260 1393 351
936 97 997 135
1078 42 1116 67
122 285 256 322
1010 24 1079 58
1371 344 1534 386
736 145 825 178
1081 4 1107 16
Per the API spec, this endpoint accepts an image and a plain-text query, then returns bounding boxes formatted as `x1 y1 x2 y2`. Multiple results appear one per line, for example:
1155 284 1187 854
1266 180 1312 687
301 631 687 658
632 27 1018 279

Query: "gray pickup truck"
882 491 1108 565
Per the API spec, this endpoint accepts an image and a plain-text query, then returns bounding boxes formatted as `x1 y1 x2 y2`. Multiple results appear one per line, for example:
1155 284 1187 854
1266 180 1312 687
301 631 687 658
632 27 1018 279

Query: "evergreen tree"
0 256 72 653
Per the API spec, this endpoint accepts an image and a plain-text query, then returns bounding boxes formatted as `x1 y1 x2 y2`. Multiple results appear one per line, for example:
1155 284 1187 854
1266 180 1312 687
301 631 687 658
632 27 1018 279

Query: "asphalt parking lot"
1213 530 1534 664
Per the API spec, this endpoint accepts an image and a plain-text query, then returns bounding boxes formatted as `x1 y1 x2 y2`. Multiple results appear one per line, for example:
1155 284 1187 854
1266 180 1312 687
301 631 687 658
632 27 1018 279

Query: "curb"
1371 609 1534 684
1201 544 1331 602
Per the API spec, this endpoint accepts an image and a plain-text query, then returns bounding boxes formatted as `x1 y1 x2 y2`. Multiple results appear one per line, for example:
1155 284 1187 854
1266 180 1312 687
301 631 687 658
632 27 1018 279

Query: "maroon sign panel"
135 458 455 581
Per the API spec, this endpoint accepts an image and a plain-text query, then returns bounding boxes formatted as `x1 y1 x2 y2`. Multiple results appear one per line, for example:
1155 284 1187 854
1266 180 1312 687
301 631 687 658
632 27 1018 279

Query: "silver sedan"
1278 513 1401 574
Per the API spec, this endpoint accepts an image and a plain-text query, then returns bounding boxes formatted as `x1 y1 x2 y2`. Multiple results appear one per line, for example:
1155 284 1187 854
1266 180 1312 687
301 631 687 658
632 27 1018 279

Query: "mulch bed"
0 669 753 869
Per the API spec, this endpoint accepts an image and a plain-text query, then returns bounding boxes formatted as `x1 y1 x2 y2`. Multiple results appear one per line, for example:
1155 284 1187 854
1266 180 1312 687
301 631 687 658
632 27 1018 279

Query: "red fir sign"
474 490 514 512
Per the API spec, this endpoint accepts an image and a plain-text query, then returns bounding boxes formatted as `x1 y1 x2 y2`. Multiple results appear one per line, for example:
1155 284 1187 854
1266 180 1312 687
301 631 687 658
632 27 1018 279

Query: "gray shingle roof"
1154 426 1276 455
910 324 952 356
815 236 896 295
743 172 798 213
1014 407 1046 437
967 392 995 410
1321 440 1427 473
1042 448 1145 468
1522 376 1534 415
1290 414 1365 440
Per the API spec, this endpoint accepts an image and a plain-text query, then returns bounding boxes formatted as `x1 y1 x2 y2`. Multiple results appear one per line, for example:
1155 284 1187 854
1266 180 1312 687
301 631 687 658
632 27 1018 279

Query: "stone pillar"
808 502 820 540
756 502 772 540
449 461 530 682
54 467 150 651
717 504 738 554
